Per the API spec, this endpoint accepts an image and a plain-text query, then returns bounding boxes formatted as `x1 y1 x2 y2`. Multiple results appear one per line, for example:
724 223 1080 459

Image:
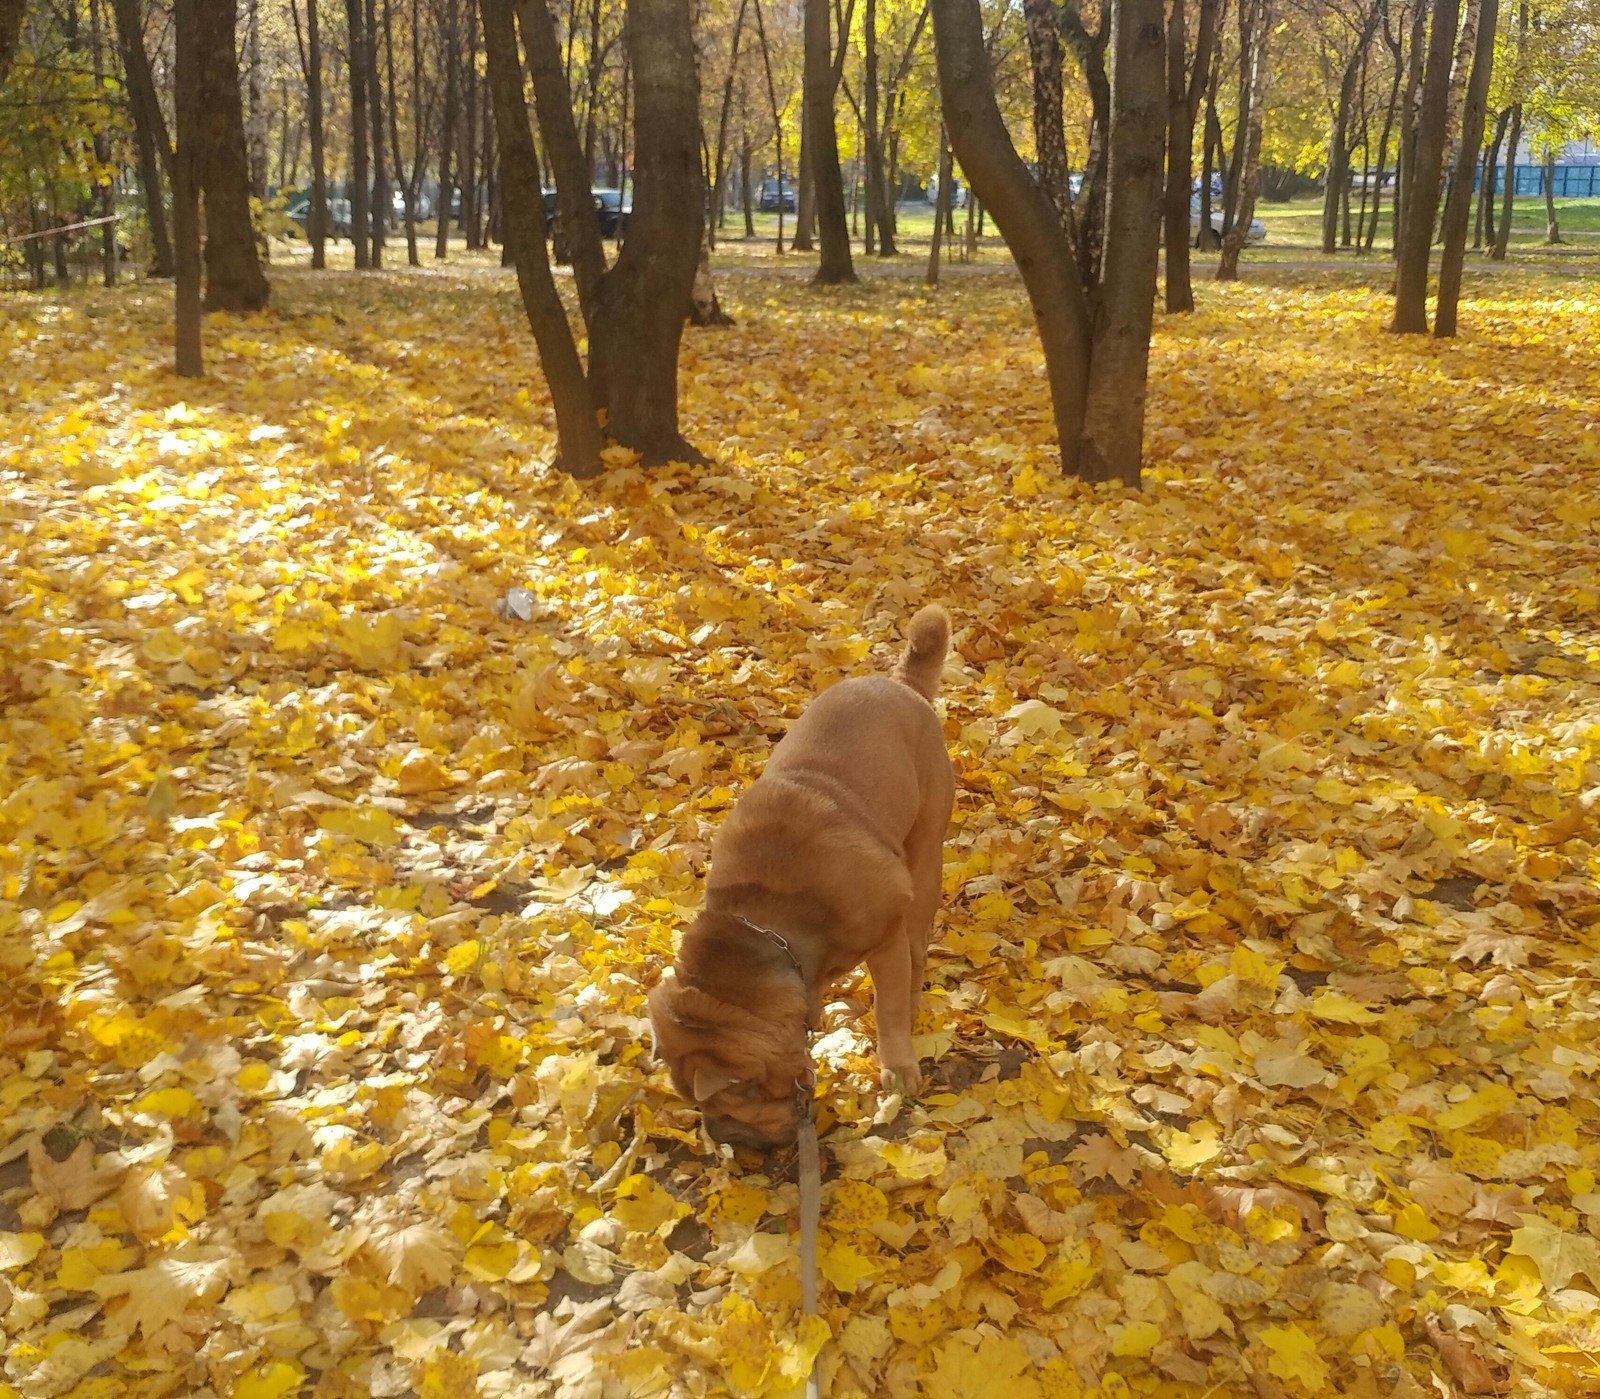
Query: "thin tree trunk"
806 0 856 281
346 0 371 266
392 0 417 266
752 0 788 253
1391 0 1460 331
585 0 708 462
1217 0 1270 280
367 0 387 265
173 0 203 373
89 0 118 286
518 0 609 320
926 121 951 285
1435 0 1496 336
709 0 750 253
792 95 814 250
197 0 270 309
1443 0 1480 155
1197 44 1223 250
864 0 894 254
435 0 459 259
1491 99 1519 259
741 128 756 236
1322 6 1380 254
294 0 328 267
462 4 480 250
1164 0 1218 310
1393 0 1428 258
245 0 268 197
1081 0 1165 484
111 0 174 277
1060 2 1109 283
1023 0 1072 228
1365 16 1402 253
483 0 602 477
1476 106 1508 247
1543 149 1560 243
931 0 1091 473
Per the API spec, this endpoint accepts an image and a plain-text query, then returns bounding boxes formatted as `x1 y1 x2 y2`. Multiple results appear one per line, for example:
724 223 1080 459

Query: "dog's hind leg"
866 927 922 1095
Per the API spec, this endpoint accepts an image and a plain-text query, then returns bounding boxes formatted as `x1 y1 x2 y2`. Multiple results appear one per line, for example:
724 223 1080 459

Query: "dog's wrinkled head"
648 970 810 1150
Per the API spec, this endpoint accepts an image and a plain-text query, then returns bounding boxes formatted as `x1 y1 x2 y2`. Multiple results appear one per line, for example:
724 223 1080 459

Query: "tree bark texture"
301 0 330 267
1022 0 1072 231
1060 2 1109 283
1217 0 1269 280
1163 0 1218 310
517 0 609 321
435 0 458 259
173 0 204 374
926 122 951 285
864 0 894 254
805 0 856 281
197 0 270 310
1081 0 1166 483
345 0 372 265
111 0 175 277
366 0 387 266
1543 150 1560 242
585 0 707 460
1476 107 1508 247
1393 0 1428 257
1391 0 1460 331
482 0 603 477
1491 99 1519 259
1434 0 1497 336
931 0 1092 474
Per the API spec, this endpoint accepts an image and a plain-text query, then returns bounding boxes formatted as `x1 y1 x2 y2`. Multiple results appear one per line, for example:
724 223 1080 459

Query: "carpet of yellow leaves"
2 264 1599 1399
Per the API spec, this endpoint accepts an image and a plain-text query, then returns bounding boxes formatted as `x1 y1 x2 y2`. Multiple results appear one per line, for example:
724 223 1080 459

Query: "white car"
1191 195 1266 244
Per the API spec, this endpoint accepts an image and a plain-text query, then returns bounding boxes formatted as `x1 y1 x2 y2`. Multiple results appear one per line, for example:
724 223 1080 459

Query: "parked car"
287 196 352 239
541 188 632 238
758 178 796 212
1190 195 1266 244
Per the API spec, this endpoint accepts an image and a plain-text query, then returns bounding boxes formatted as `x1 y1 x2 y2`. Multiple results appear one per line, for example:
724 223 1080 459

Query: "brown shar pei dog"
648 606 956 1149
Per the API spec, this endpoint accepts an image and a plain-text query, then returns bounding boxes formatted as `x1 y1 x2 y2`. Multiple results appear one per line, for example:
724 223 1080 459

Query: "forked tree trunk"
1060 3 1110 283
1081 0 1166 483
517 0 608 321
1365 16 1402 253
585 0 707 461
1163 0 1218 310
1475 109 1507 247
1391 0 1460 331
197 0 270 310
1491 98 1520 259
931 0 1091 472
805 0 856 281
1393 0 1428 255
173 0 203 374
1217 0 1269 281
1434 0 1497 336
1022 0 1072 229
111 0 175 277
752 0 788 252
708 0 750 252
345 0 371 266
482 0 601 477
1543 150 1560 243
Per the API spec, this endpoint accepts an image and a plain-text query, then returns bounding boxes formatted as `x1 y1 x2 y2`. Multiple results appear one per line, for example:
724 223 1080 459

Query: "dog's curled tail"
893 605 951 700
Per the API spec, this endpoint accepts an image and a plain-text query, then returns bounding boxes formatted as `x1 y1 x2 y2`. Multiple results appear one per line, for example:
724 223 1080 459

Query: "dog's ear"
693 1067 741 1102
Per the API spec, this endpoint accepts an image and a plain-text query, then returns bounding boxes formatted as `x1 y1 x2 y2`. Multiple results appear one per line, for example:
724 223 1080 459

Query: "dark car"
758 178 796 212
286 195 352 239
541 187 631 239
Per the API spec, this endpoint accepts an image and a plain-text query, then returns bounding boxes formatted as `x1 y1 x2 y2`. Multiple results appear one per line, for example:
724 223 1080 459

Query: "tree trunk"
88 0 118 286
367 0 387 266
931 0 1091 474
751 0 788 252
483 0 602 477
245 0 268 198
806 0 856 281
1197 49 1223 250
197 0 270 310
1491 99 1519 259
1434 0 1496 337
346 0 371 266
1366 16 1403 253
1163 0 1218 310
1475 106 1508 248
741 129 756 236
435 0 458 259
792 96 815 250
864 0 894 254
299 0 329 267
173 0 203 374
926 122 951 285
689 230 734 325
586 0 707 462
1322 8 1380 254
708 0 750 253
1081 0 1164 484
1060 3 1110 284
1393 0 1428 257
1022 0 1072 229
1543 149 1560 243
0 0 23 90
387 0 418 267
111 0 175 277
1443 0 1479 155
518 0 609 321
462 5 480 249
1391 0 1460 331
1217 0 1269 281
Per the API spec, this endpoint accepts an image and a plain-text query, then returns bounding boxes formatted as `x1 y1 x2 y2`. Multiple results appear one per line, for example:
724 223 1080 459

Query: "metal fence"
1473 164 1600 198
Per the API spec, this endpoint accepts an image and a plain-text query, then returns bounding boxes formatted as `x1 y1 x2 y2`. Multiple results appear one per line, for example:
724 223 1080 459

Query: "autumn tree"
1163 0 1219 310
111 0 175 277
197 0 270 311
1320 0 1386 254
805 0 856 280
174 0 203 373
1434 0 1497 334
1391 0 1459 331
288 0 330 268
1218 0 1272 280
931 0 1165 485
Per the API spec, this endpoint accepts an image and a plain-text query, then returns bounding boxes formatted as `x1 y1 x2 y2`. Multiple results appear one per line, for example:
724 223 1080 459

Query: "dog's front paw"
880 1062 923 1096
